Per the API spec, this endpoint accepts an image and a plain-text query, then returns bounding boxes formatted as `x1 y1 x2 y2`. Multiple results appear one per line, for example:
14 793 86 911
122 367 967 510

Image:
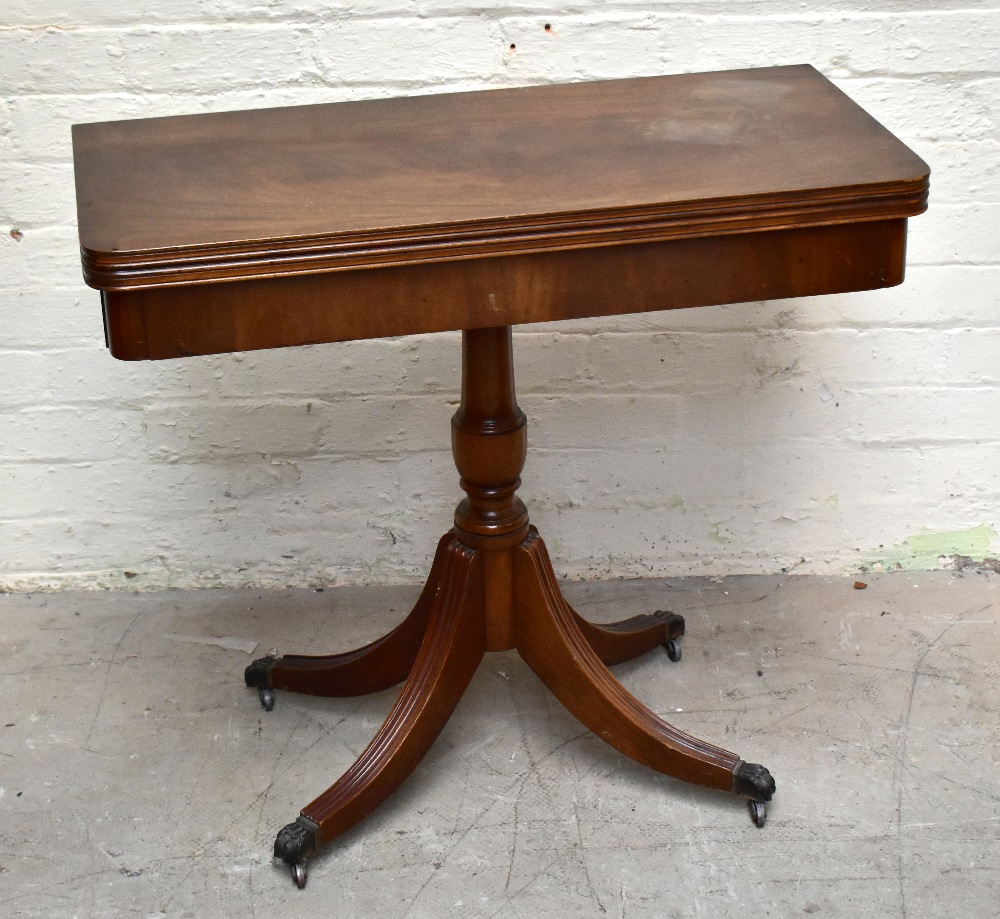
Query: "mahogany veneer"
73 64 928 888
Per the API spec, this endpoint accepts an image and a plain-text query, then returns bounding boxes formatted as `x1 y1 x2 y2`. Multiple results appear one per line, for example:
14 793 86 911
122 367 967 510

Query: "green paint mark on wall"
863 525 998 571
708 523 732 545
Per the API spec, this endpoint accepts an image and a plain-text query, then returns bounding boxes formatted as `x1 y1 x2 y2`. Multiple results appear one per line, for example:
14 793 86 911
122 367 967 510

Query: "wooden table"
73 64 928 888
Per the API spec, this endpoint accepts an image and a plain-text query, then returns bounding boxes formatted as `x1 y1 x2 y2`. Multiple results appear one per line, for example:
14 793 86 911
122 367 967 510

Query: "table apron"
101 219 908 361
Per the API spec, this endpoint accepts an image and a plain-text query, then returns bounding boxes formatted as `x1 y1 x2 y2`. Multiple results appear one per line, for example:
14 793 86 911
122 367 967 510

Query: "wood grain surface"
74 65 928 292
99 219 910 359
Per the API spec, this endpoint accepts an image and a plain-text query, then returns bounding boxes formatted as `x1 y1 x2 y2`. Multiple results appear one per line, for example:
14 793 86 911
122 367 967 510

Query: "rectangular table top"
73 65 928 359
74 65 927 293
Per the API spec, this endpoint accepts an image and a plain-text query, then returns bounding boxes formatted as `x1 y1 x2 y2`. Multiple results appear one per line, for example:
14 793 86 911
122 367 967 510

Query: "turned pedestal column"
245 326 774 888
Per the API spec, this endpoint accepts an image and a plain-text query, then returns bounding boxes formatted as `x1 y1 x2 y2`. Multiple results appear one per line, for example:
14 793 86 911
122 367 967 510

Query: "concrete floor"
1 570 998 918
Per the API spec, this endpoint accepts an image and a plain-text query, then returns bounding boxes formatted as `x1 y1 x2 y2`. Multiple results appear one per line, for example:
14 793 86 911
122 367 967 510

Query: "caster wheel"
749 799 767 828
664 639 682 663
291 861 308 889
259 688 275 711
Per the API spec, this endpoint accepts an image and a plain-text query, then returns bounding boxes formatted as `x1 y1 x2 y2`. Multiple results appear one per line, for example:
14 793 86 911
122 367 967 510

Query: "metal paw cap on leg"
274 816 319 866
732 761 776 802
244 655 278 689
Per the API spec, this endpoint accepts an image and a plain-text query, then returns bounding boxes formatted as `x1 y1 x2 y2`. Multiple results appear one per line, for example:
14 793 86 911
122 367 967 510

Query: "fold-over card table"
73 64 928 888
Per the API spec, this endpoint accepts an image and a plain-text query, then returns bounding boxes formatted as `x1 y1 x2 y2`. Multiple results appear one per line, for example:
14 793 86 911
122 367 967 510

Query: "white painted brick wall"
2 2 998 590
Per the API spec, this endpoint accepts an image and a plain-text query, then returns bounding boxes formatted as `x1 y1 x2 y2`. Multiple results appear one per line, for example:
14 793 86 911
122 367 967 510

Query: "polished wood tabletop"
73 65 928 360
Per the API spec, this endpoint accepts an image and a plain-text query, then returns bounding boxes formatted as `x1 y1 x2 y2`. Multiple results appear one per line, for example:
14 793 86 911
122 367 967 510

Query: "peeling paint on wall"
862 525 999 571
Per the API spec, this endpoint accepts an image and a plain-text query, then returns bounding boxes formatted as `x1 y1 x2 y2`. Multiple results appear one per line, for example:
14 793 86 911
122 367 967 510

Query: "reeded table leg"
244 533 452 705
273 537 486 887
571 606 685 665
514 530 770 795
